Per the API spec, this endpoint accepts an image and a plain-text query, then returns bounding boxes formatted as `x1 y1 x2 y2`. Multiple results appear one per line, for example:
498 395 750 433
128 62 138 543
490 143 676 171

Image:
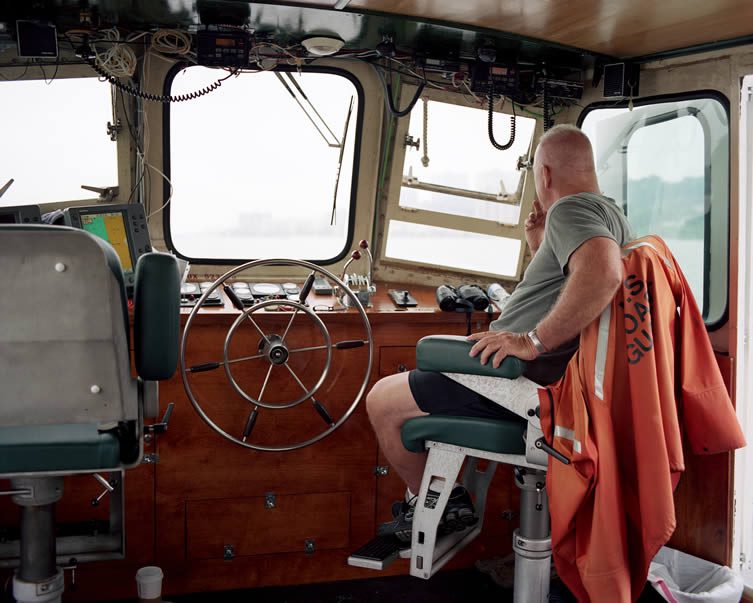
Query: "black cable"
372 63 425 118
84 54 239 103
487 80 516 150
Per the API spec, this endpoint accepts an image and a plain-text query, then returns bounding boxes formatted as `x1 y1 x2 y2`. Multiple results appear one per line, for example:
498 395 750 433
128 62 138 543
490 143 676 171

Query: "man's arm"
468 236 622 367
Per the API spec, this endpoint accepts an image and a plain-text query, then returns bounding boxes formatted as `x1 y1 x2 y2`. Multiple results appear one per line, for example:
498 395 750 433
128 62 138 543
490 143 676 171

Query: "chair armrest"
416 335 526 379
134 253 180 380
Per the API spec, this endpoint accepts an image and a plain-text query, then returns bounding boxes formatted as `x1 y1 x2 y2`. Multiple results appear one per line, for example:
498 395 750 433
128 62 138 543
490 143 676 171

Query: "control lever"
145 402 175 435
534 436 570 465
91 473 118 507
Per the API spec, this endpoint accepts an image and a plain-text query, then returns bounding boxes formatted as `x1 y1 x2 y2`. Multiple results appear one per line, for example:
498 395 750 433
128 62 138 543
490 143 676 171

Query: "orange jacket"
538 236 746 602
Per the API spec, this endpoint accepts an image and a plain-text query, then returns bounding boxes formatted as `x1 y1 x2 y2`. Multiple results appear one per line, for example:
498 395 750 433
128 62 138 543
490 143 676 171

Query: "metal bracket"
404 134 420 150
106 119 121 141
265 492 276 509
142 453 160 464
223 544 235 560
517 155 533 171
304 539 315 554
374 466 389 476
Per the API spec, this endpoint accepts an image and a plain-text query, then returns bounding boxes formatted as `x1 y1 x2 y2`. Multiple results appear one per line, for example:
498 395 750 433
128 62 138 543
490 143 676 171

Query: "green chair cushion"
134 252 181 381
401 415 526 454
416 335 526 378
0 424 121 474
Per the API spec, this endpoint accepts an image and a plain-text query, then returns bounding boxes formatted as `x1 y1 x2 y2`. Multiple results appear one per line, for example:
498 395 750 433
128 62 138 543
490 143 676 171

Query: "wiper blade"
0 178 14 198
275 71 341 148
331 96 354 225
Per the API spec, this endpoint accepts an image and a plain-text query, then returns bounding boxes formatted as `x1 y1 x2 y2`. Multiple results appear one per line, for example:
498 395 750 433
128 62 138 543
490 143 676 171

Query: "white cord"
145 160 173 219
151 29 192 56
92 28 137 78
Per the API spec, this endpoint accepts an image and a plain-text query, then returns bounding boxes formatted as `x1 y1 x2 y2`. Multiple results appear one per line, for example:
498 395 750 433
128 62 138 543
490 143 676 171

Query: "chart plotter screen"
80 211 134 273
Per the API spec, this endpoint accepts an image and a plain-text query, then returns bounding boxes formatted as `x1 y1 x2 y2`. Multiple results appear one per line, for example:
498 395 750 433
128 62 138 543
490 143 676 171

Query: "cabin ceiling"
294 0 753 58
0 0 751 66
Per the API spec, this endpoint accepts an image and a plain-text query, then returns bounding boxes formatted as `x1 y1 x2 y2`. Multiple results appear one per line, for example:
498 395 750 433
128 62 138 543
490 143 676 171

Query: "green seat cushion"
0 424 121 474
401 415 526 454
416 335 526 378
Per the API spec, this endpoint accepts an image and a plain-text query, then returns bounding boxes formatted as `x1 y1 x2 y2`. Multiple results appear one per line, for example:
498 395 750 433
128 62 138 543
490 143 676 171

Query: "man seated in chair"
366 124 635 542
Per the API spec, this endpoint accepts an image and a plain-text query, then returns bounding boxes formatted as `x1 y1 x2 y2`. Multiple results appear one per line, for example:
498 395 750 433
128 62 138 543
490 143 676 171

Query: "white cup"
135 566 164 600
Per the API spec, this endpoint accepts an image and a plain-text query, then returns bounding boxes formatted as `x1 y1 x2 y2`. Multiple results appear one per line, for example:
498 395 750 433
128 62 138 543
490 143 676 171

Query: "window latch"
404 134 420 150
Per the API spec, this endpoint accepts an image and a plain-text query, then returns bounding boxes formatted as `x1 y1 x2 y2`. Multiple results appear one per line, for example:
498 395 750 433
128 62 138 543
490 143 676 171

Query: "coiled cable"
487 79 516 150
84 54 238 103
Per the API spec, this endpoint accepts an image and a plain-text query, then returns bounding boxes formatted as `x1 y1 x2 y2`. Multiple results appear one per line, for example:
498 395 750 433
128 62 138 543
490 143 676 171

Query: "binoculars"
436 284 490 312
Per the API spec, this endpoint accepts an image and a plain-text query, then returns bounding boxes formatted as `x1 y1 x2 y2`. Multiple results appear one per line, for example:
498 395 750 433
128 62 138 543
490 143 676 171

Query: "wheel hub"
259 334 289 365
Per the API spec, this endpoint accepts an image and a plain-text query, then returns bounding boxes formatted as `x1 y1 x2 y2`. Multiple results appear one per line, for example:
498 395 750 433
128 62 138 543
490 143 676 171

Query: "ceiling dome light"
301 36 345 57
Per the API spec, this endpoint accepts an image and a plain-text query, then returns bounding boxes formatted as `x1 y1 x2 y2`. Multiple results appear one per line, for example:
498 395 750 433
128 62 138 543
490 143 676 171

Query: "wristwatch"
527 328 548 354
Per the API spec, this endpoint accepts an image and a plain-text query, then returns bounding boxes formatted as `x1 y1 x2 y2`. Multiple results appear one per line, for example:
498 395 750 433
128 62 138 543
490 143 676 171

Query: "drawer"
186 492 350 560
379 346 416 377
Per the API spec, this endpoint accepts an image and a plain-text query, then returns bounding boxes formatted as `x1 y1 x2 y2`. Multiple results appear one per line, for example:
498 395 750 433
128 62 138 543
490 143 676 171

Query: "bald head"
533 125 600 207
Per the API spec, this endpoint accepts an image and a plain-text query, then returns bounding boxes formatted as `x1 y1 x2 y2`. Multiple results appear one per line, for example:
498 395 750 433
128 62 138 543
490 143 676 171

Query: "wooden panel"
379 346 416 376
187 492 350 559
295 0 753 57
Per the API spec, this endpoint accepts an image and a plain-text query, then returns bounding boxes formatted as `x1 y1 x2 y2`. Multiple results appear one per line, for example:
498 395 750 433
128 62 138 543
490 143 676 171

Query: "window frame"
578 90 730 330
161 63 365 266
378 84 540 282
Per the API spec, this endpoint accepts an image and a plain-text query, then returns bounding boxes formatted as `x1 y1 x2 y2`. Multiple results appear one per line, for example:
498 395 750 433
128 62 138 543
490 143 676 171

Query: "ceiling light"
301 36 344 57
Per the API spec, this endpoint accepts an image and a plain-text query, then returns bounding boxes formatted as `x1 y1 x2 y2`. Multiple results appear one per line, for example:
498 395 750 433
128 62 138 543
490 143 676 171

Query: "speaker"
16 20 58 58
603 62 640 98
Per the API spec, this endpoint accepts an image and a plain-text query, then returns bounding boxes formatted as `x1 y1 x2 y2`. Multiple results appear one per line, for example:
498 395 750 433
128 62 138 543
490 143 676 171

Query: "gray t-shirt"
492 192 634 335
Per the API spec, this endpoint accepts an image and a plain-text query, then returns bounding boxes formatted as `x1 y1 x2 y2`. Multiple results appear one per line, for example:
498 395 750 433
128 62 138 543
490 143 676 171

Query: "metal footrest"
347 535 406 570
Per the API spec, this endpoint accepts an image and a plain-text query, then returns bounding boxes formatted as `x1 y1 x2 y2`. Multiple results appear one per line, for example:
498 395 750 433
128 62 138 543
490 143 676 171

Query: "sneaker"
376 486 477 542
442 486 478 533
377 497 417 542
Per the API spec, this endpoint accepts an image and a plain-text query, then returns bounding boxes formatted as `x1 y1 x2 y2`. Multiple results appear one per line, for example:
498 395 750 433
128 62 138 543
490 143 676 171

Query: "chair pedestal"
512 469 551 603
11 477 65 603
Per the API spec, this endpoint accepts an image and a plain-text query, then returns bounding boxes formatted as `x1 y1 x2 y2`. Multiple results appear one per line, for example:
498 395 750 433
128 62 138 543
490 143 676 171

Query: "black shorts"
408 369 522 422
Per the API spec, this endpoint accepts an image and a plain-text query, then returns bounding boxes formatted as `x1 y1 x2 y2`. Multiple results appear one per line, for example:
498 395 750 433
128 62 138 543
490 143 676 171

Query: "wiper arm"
331 96 354 225
0 178 14 199
274 71 341 148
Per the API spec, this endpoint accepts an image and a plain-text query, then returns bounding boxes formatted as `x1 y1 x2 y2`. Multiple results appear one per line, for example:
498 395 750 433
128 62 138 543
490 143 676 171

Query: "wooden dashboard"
0 282 735 600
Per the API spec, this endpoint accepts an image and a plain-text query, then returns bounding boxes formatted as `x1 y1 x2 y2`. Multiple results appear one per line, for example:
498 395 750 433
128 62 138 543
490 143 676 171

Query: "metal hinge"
142 453 160 464
374 466 389 476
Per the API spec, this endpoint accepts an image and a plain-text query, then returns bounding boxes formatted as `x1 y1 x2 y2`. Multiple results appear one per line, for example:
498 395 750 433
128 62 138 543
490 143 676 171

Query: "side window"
166 67 361 263
382 92 537 279
0 77 118 206
581 95 729 325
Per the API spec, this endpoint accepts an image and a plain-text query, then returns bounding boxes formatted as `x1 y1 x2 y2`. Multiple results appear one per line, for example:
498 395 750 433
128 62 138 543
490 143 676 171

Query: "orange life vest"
538 235 746 602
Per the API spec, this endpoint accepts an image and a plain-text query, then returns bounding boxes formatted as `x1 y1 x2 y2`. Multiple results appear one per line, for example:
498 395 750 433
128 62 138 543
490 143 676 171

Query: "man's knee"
366 372 424 426
365 375 394 422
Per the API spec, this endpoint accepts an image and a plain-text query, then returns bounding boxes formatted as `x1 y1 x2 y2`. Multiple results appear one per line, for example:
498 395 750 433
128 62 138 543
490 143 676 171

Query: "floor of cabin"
112 568 666 603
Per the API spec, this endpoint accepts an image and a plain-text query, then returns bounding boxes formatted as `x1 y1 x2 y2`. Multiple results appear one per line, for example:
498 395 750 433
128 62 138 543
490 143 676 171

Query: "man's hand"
524 199 547 254
467 330 538 368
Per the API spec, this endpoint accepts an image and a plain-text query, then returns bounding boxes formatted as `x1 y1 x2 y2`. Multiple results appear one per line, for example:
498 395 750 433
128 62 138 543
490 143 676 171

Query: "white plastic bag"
648 546 744 603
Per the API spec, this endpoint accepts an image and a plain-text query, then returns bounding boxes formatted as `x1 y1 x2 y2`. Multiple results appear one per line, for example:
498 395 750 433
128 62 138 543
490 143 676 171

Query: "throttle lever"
145 402 175 435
